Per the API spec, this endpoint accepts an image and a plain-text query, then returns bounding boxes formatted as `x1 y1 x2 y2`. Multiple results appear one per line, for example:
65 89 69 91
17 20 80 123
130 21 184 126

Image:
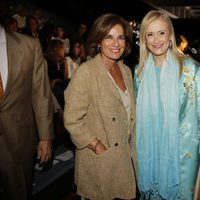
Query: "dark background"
2 0 200 63
4 0 200 38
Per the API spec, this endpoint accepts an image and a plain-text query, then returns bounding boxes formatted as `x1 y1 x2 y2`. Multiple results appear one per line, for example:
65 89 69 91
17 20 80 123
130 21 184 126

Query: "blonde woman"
134 10 200 200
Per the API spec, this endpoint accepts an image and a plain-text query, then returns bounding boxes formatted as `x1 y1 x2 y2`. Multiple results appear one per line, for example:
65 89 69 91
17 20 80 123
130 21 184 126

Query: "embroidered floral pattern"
185 152 192 159
182 64 196 104
134 59 200 200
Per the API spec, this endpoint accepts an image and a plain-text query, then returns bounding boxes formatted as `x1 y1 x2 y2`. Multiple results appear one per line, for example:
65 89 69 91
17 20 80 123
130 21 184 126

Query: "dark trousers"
0 135 33 200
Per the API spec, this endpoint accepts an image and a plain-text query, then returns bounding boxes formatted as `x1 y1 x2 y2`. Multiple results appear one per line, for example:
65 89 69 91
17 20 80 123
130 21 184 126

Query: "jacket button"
112 117 116 121
114 143 118 146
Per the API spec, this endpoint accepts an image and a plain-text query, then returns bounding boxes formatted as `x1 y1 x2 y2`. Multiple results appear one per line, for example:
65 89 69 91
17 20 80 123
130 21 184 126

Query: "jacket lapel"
93 54 135 128
5 32 24 97
94 54 123 103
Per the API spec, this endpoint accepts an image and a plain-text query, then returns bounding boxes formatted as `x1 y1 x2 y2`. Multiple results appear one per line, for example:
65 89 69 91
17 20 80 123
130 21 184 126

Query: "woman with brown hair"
64 13 137 200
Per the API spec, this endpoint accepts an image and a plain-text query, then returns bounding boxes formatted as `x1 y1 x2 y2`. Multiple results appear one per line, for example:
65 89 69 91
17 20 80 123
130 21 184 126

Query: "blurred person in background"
45 39 69 109
12 3 28 33
3 17 18 32
53 25 70 55
177 34 188 53
65 39 85 79
22 16 40 38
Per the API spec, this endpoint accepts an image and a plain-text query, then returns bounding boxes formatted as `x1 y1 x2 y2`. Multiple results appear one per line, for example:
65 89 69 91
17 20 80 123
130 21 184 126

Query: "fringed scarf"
136 51 180 199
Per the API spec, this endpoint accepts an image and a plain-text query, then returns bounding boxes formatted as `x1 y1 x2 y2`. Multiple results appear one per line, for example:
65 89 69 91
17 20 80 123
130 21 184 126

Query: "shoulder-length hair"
45 39 65 64
138 10 187 75
86 13 133 59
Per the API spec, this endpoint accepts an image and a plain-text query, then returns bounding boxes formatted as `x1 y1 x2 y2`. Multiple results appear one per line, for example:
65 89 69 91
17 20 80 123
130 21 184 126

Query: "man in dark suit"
0 23 54 200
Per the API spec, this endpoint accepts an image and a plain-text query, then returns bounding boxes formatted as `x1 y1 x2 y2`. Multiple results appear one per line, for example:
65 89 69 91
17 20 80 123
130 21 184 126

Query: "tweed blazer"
64 54 137 200
0 31 54 163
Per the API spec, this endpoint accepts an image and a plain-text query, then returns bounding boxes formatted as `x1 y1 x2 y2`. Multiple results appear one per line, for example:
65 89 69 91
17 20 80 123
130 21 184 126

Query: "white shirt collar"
0 24 8 90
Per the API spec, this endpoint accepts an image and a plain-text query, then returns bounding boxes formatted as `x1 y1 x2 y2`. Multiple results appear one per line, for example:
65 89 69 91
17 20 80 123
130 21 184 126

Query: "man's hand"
37 140 52 164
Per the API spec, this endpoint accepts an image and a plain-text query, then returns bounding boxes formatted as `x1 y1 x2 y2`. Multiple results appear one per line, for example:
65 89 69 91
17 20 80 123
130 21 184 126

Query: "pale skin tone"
87 24 126 155
145 17 171 66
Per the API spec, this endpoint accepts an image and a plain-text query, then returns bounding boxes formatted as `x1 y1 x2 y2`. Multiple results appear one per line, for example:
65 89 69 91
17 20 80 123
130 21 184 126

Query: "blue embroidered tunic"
134 58 200 200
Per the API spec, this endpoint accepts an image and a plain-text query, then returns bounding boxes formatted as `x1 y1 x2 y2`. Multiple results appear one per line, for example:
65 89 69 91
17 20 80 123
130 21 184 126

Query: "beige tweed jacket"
64 54 137 200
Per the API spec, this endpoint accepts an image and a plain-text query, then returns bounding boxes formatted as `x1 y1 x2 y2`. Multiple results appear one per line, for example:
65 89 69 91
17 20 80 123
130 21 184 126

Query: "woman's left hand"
95 141 107 155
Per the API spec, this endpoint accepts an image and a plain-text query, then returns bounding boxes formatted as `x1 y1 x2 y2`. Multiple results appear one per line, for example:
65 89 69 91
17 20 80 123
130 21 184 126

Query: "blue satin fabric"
134 56 200 200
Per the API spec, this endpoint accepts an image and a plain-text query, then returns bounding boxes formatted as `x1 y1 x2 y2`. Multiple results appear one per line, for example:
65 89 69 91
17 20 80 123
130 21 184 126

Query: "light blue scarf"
136 51 180 199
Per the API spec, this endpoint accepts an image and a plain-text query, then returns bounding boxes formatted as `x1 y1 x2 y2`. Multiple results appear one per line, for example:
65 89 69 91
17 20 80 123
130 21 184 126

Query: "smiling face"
145 17 171 65
100 24 126 62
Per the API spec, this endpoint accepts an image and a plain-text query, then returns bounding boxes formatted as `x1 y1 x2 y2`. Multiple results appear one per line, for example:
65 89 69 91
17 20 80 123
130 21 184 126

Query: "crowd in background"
0 1 199 200
1 0 200 169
